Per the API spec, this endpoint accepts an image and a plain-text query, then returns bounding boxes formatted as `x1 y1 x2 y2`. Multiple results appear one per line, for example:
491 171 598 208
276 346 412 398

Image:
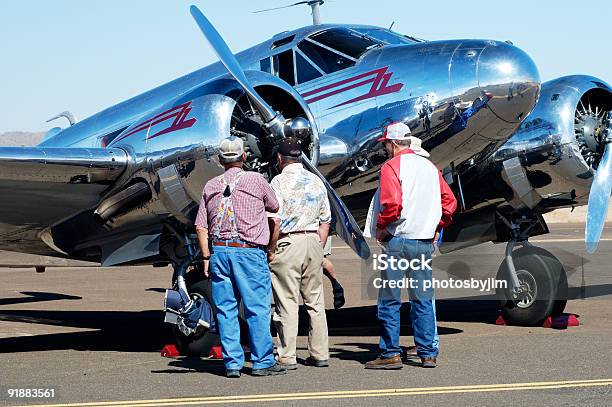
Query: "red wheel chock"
495 313 580 328
209 345 223 359
543 313 580 329
160 344 234 359
161 344 181 357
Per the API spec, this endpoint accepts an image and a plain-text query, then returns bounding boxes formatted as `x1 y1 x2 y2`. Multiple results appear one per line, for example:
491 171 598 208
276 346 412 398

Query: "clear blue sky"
1 0 610 132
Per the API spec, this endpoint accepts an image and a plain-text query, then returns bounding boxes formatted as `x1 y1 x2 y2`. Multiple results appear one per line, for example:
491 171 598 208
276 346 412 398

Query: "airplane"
2 2 611 355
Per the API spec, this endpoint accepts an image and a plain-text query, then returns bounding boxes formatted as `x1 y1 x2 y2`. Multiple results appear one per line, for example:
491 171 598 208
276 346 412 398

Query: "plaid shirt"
195 167 279 246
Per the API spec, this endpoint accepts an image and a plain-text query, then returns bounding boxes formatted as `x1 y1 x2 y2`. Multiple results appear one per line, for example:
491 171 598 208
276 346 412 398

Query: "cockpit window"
295 51 323 84
309 28 378 59
262 27 397 85
297 40 353 74
351 28 417 45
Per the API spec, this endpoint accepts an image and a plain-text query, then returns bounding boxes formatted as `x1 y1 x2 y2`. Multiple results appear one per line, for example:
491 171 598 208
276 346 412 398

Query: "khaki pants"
270 233 329 363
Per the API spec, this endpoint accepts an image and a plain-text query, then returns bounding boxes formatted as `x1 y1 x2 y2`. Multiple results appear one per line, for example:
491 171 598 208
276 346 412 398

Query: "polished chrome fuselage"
4 24 562 261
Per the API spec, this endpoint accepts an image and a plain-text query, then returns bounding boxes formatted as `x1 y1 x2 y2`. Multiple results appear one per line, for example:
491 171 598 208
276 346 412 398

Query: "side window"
295 51 322 84
297 40 353 74
260 57 271 73
272 49 295 86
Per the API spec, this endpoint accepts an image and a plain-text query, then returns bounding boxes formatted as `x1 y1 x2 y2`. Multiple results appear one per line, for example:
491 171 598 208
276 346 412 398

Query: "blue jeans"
377 236 438 358
409 298 439 350
210 245 275 370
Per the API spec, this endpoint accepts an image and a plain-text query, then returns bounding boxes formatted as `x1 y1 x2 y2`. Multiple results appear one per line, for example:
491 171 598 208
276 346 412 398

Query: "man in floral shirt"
268 138 331 370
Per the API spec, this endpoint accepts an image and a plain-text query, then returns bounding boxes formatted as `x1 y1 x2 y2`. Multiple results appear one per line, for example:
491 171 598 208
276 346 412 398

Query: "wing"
0 147 128 255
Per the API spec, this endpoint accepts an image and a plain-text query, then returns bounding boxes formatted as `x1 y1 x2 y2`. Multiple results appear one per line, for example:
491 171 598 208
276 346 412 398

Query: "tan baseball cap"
219 136 244 160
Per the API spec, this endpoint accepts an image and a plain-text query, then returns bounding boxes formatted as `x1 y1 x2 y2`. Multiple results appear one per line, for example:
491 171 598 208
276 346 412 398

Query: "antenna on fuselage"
46 111 78 126
253 1 325 25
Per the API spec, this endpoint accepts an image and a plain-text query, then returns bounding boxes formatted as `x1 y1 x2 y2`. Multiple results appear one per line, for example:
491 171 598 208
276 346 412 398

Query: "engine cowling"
497 75 612 209
441 76 612 252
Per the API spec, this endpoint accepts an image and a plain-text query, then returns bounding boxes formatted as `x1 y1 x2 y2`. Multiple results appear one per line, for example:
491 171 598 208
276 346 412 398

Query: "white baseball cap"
377 122 411 142
219 136 244 160
408 136 430 158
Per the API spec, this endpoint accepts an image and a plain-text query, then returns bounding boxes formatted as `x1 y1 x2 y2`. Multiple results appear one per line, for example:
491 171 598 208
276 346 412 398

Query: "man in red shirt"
195 136 286 378
365 123 457 370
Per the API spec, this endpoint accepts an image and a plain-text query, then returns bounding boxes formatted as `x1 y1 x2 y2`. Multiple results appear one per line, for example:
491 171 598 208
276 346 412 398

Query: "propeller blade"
585 142 612 253
189 6 281 128
302 154 371 259
253 1 309 14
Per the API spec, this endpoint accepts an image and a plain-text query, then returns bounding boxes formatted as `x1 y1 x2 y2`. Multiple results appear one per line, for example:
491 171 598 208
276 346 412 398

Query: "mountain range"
0 131 45 146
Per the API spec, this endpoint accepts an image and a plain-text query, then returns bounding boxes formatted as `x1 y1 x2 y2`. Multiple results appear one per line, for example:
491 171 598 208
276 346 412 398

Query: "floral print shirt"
270 163 331 233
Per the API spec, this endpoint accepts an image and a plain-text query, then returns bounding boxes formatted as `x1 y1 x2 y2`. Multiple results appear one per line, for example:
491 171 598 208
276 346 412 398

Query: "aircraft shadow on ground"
323 304 465 336
0 309 172 353
0 304 462 354
1 283 612 354
0 291 81 306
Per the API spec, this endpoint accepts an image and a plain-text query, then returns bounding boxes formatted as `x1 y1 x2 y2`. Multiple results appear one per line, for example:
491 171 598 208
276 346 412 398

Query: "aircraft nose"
476 41 540 123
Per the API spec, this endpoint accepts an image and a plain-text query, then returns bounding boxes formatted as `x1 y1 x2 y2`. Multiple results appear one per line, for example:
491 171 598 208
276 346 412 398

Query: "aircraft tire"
550 260 568 316
496 246 566 326
172 279 221 356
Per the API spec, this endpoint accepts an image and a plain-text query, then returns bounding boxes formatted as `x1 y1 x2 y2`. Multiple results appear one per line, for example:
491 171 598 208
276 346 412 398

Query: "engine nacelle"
495 75 612 209
442 76 612 252
460 75 612 214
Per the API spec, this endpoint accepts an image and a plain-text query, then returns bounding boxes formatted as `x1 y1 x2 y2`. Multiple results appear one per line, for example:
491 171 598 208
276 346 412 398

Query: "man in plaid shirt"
195 136 286 378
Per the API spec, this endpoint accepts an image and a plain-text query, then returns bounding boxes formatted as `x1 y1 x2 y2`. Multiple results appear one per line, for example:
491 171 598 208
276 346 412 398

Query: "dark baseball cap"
278 138 302 157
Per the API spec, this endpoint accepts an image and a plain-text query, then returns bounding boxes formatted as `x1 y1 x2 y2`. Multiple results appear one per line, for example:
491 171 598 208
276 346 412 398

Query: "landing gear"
172 277 220 356
496 246 568 325
164 230 220 356
495 218 568 326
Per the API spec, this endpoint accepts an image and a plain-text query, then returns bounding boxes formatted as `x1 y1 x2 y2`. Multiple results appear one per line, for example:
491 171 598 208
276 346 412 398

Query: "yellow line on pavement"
23 378 612 407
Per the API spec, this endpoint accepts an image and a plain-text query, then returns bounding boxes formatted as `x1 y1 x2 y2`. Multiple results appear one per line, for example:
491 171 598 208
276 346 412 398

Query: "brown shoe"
404 345 418 358
421 357 437 368
364 354 403 370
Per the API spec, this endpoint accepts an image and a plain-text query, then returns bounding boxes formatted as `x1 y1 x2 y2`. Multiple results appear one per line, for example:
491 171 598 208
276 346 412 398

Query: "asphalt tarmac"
1 224 611 406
